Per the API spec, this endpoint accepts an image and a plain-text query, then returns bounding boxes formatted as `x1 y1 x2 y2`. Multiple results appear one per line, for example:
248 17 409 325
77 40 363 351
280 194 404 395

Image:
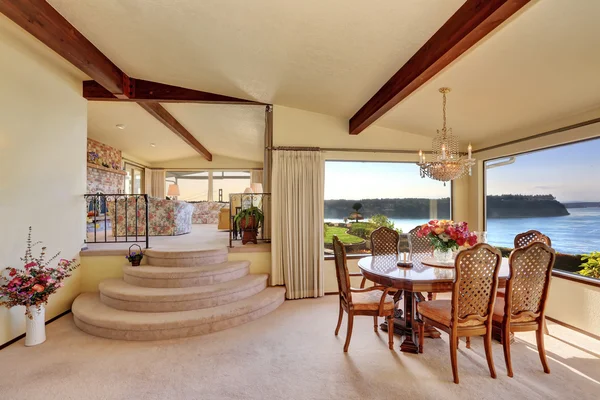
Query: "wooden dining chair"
408 225 437 300
498 231 552 299
408 226 434 262
514 230 552 248
358 227 400 288
417 243 502 384
332 235 395 352
492 242 556 377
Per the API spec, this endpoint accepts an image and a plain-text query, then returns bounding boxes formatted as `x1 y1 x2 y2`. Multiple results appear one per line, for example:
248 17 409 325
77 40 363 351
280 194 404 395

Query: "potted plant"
126 244 144 266
0 227 79 346
234 206 264 244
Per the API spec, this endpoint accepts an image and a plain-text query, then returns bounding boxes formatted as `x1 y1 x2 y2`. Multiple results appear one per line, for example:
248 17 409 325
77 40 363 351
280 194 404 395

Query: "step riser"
146 255 228 268
123 266 249 288
73 294 284 341
100 280 267 312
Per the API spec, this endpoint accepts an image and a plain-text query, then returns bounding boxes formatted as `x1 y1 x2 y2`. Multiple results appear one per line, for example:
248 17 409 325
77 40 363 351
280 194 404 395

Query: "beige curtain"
250 170 263 185
271 150 324 299
144 168 152 194
149 169 166 199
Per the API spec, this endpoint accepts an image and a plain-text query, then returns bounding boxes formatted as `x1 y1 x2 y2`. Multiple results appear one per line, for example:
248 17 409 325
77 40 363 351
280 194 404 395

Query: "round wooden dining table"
358 254 510 354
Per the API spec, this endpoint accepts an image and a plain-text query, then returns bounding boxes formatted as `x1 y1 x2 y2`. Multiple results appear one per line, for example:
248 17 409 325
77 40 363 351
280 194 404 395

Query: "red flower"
468 235 478 246
32 284 45 293
24 262 37 270
9 268 17 276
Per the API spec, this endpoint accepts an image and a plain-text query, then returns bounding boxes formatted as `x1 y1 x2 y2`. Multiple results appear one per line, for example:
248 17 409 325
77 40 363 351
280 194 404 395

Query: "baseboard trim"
546 316 600 341
0 309 72 351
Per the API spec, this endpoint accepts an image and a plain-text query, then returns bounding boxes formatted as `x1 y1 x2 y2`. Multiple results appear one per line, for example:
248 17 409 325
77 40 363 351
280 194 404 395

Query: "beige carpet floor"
0 295 598 400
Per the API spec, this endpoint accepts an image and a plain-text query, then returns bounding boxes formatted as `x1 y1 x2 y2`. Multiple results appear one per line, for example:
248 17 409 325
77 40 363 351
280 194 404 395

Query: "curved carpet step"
72 288 286 341
145 248 228 267
123 260 250 288
99 274 268 312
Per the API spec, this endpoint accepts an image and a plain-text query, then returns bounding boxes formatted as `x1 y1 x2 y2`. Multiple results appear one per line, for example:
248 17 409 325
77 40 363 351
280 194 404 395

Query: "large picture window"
485 137 600 280
165 171 251 202
324 161 451 254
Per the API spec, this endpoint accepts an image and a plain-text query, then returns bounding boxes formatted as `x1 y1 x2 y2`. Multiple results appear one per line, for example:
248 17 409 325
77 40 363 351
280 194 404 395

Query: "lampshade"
250 183 263 193
243 187 254 194
167 183 180 196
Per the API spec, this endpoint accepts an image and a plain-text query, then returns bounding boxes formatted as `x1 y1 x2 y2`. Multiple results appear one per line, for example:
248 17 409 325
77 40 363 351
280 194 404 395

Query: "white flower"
439 233 451 242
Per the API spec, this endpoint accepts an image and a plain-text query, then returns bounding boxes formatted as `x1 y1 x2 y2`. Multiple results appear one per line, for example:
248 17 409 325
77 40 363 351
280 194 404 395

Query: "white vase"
433 248 454 264
25 304 46 347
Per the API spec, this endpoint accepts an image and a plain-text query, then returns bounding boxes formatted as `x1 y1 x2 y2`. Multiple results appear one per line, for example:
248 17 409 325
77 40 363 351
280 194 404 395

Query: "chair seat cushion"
352 290 395 312
492 298 537 323
417 300 485 327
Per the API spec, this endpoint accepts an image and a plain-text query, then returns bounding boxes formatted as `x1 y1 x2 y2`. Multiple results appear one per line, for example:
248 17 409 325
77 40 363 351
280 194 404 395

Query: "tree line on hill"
325 194 571 220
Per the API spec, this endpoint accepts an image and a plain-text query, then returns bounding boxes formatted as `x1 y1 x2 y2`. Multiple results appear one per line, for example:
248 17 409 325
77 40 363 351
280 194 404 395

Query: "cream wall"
0 16 87 345
273 105 432 151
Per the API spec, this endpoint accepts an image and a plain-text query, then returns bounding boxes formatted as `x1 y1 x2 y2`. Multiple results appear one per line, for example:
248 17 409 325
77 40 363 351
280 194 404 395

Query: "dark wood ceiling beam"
349 0 530 135
0 0 128 96
139 103 213 161
83 79 262 104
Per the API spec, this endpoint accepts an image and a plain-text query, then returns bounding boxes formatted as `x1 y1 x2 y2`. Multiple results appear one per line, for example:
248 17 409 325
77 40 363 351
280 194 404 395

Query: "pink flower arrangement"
0 227 79 318
417 220 478 251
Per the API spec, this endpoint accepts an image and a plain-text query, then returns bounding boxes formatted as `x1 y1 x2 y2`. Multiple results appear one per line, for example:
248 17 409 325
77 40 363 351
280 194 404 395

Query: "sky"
485 139 600 202
324 161 450 200
325 138 600 203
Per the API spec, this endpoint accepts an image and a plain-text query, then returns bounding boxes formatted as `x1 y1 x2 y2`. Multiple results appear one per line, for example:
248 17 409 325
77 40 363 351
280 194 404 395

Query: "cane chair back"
408 226 434 262
370 227 400 256
514 230 551 249
506 242 555 321
333 235 352 305
452 244 502 327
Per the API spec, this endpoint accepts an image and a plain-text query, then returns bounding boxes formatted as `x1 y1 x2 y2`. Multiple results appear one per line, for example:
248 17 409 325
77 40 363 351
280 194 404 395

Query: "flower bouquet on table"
0 227 79 346
417 220 478 264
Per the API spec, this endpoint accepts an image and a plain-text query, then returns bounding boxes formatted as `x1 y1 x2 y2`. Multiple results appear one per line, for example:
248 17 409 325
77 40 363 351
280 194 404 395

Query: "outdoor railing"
229 193 271 247
84 193 150 248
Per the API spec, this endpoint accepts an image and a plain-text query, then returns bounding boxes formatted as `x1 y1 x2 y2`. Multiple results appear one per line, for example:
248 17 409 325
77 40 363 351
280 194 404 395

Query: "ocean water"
325 207 600 255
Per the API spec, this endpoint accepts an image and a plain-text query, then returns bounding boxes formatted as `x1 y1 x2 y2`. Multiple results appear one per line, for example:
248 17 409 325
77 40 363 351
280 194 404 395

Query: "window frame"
482 134 600 287
323 159 454 258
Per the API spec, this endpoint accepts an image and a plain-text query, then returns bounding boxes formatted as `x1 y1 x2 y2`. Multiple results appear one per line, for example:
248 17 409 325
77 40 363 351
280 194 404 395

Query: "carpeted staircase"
72 248 285 341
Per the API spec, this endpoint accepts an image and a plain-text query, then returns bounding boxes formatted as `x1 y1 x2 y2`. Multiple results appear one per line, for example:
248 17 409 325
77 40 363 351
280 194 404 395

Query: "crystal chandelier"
417 87 475 186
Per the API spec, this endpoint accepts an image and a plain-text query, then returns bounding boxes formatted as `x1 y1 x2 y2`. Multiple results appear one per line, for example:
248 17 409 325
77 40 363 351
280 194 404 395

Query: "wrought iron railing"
84 193 149 248
229 193 271 247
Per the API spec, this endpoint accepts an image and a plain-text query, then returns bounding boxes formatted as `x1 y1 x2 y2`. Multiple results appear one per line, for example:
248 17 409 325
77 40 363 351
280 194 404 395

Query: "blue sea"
325 207 600 255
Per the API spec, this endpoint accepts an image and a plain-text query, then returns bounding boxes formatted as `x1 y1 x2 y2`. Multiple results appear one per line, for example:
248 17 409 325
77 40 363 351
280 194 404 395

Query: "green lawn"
324 226 364 244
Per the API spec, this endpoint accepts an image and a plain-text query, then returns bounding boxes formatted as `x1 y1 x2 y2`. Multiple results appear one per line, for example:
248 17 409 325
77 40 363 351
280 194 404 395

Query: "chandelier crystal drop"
417 87 475 186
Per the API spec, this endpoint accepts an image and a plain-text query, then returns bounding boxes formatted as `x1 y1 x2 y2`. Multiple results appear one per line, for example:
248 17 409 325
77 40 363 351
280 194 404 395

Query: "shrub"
368 214 402 233
348 222 377 240
578 252 600 279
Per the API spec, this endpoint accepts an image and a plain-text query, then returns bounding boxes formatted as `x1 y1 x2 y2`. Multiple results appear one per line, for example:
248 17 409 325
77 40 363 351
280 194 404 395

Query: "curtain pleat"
149 169 165 199
271 150 324 299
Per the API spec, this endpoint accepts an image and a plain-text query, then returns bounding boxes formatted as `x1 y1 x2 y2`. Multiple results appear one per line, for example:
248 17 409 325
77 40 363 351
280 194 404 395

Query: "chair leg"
343 312 354 352
360 277 367 289
449 333 459 384
387 314 394 350
373 316 378 332
418 321 424 353
502 323 513 378
466 336 471 349
484 328 497 379
335 302 343 336
536 326 551 374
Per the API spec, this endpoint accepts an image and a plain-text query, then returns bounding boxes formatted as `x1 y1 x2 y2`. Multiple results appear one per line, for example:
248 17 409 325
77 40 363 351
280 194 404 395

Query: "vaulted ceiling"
8 0 600 156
